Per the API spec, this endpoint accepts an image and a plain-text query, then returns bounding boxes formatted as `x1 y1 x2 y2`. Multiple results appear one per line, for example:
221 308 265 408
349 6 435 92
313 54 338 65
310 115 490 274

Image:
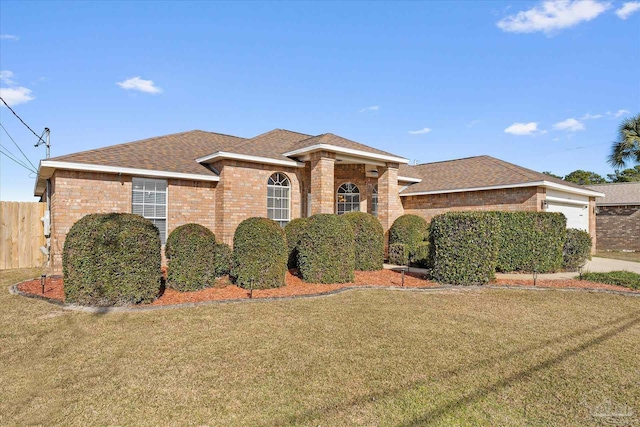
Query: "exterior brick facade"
310 152 336 215
594 205 640 251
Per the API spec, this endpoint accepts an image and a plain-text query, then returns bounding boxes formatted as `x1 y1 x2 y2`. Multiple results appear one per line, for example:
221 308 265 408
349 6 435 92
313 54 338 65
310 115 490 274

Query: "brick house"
34 129 603 271
585 182 640 251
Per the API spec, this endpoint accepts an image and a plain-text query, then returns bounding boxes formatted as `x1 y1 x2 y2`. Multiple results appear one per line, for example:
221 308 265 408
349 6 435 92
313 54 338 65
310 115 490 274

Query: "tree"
607 165 640 182
608 113 640 169
542 171 562 179
563 170 606 185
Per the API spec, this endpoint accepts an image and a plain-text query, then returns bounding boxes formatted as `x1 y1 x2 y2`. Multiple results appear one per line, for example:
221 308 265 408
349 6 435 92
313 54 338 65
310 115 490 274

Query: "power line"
0 96 46 145
0 122 37 170
0 146 37 173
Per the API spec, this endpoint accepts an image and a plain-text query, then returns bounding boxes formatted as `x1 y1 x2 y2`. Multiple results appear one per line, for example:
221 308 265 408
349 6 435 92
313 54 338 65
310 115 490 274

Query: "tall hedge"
389 214 429 254
563 228 592 271
63 213 161 306
298 214 355 283
342 212 384 271
284 218 309 269
430 212 498 285
165 223 217 291
232 217 288 289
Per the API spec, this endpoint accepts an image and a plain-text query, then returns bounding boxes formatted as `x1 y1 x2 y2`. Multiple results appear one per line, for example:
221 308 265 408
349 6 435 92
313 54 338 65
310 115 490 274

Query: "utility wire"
0 96 46 145
0 122 37 170
0 145 37 173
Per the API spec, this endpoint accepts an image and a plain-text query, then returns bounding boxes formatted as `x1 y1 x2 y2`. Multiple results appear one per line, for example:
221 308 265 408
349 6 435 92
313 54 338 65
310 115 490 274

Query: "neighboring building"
586 182 640 251
34 129 603 271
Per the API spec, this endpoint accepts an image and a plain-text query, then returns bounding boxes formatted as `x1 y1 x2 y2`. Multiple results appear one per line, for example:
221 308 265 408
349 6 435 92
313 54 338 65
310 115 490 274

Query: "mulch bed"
15 270 639 308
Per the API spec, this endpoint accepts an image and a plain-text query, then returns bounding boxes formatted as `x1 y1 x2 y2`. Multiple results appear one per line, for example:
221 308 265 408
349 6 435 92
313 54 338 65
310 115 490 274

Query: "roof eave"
282 144 409 165
400 180 605 198
196 151 305 168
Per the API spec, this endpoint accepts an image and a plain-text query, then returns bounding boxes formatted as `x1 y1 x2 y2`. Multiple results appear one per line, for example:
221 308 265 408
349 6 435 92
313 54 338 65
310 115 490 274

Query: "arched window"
371 184 378 217
267 172 290 227
337 183 360 214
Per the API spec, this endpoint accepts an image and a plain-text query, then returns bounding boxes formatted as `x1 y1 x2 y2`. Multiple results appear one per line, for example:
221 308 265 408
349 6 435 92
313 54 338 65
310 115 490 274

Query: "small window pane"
267 172 290 226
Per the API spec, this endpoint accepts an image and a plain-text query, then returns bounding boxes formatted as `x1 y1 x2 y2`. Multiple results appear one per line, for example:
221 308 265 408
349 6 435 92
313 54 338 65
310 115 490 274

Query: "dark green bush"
493 212 566 273
430 212 498 285
389 214 429 256
63 213 161 306
298 214 355 283
165 223 217 291
388 243 409 266
213 242 232 277
232 217 287 289
581 271 640 290
411 241 431 268
563 228 592 271
284 218 309 269
342 212 384 271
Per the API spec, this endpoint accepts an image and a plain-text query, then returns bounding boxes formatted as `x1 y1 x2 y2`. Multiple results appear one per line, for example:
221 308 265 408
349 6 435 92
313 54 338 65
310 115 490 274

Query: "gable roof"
586 182 640 205
285 133 404 160
399 155 603 197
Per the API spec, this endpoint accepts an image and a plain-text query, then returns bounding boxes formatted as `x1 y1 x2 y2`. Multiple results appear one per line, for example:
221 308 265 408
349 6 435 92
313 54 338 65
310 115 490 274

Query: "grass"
596 250 640 263
582 271 640 290
2 268 640 426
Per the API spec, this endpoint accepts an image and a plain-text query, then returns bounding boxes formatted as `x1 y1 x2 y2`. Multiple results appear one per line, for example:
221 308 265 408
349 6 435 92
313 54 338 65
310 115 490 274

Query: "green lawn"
2 268 639 426
596 250 640 263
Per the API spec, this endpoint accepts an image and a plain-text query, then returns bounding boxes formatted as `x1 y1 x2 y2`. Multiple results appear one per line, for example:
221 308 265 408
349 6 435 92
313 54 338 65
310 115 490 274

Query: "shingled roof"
286 133 403 159
217 129 312 162
47 130 246 177
586 182 640 205
399 156 593 195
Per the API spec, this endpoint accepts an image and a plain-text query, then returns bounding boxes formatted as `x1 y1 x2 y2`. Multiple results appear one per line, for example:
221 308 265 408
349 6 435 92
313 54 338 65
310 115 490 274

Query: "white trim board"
196 151 305 168
282 144 409 164
400 180 605 198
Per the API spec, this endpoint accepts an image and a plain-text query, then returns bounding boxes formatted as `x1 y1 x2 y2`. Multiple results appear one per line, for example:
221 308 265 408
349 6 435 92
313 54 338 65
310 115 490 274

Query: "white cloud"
579 112 603 120
496 0 611 35
616 2 640 19
613 109 631 117
553 117 585 131
359 105 380 113
408 127 432 135
116 76 162 94
504 122 540 135
0 70 15 85
0 34 19 41
467 119 482 128
0 87 34 106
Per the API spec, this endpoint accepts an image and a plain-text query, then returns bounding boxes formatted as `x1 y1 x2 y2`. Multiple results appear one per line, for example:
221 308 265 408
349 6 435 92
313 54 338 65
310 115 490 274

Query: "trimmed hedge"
493 212 566 273
213 242 232 277
563 228 592 271
430 212 498 285
232 217 287 289
389 214 429 255
284 218 309 269
388 243 409 266
63 213 161 306
342 212 384 271
298 214 355 283
412 241 431 268
165 223 217 291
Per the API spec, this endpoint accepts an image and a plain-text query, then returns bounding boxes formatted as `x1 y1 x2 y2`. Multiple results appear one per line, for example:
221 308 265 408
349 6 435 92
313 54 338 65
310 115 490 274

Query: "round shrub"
412 241 431 269
563 228 592 271
232 217 287 289
284 218 309 269
165 223 217 291
213 242 232 277
388 243 409 266
342 212 384 270
298 214 355 283
63 213 161 306
389 214 429 256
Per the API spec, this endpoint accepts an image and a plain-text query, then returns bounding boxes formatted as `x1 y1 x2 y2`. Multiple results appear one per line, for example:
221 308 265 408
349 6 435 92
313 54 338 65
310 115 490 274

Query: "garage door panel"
547 202 588 231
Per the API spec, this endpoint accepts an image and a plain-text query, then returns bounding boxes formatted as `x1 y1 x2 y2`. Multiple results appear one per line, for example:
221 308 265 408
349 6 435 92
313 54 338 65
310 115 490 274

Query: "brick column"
310 151 335 215
377 163 404 236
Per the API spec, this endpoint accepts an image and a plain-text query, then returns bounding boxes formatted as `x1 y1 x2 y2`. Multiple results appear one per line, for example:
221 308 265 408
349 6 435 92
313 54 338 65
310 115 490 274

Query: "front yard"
2 268 639 426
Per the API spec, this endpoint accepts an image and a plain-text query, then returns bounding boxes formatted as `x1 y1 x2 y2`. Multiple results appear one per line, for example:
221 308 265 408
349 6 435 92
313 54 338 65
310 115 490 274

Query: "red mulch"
15 270 638 307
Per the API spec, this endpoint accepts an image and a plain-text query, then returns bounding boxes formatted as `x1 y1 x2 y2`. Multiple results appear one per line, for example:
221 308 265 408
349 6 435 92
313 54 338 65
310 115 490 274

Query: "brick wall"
402 187 541 222
310 152 335 215
595 205 640 251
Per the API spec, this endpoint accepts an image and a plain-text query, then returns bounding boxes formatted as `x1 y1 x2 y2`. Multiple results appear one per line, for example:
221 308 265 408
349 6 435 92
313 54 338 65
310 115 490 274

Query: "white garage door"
546 202 588 231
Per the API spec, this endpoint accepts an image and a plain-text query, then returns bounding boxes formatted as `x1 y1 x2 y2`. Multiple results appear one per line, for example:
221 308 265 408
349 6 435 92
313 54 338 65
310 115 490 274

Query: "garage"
545 190 589 231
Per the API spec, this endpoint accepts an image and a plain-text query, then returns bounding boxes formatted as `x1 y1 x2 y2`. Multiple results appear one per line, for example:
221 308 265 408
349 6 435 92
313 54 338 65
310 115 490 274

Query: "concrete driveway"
496 256 640 280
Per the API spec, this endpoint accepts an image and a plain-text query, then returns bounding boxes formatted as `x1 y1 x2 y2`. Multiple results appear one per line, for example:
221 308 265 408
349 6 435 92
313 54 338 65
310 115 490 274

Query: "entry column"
377 162 403 236
310 151 336 215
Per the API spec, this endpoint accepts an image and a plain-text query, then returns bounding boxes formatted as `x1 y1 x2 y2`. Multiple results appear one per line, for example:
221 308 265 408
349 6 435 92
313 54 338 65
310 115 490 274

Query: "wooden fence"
0 202 46 270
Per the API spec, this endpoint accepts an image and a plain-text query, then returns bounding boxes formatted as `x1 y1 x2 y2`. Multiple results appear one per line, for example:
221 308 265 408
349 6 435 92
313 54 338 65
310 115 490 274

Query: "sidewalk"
384 257 640 280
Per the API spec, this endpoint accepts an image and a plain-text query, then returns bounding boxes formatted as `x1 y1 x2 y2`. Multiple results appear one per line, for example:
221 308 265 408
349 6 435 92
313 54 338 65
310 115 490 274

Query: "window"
371 184 378 217
132 177 167 244
267 172 290 227
337 183 360 214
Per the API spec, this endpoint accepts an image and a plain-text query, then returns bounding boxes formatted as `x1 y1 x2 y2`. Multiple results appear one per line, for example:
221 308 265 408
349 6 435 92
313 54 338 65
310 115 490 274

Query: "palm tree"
608 113 640 169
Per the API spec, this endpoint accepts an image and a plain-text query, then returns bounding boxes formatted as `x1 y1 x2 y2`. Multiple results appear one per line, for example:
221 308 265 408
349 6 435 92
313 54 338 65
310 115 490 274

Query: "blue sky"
1 0 639 201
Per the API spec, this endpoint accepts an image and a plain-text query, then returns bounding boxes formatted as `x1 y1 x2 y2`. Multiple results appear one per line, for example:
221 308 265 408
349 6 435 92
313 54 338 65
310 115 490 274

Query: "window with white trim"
267 172 290 227
371 184 378 217
132 177 167 244
337 183 360 214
